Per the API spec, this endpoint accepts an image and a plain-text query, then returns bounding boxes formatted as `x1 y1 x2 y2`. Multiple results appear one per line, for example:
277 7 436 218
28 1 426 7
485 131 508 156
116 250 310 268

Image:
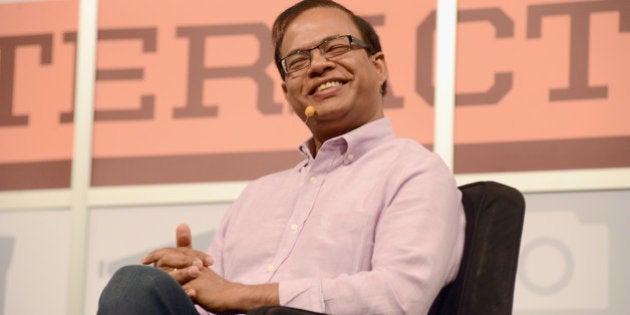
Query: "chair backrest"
428 181 526 315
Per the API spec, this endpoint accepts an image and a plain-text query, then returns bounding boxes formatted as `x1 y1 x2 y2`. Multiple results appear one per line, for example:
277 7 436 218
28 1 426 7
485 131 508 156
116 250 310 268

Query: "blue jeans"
98 265 199 315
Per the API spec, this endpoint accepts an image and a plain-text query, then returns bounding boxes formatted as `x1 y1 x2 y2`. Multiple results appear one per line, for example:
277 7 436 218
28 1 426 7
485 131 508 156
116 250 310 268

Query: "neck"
309 115 384 157
307 106 384 157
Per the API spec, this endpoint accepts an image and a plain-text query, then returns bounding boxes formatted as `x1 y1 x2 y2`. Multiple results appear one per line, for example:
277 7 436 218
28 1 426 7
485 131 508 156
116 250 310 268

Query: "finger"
142 248 192 268
183 250 213 268
141 249 162 265
170 265 200 285
176 223 192 248
181 283 196 298
177 251 213 268
186 251 213 267
143 247 212 269
142 247 178 265
203 255 214 267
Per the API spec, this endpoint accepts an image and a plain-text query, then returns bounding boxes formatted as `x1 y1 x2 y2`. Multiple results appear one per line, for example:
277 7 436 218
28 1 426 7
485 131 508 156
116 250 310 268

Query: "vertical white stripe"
434 0 458 170
67 0 98 314
319 279 326 312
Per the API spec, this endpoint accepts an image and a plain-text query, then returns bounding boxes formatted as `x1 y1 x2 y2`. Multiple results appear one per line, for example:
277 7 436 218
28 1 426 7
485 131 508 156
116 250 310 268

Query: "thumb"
176 223 192 248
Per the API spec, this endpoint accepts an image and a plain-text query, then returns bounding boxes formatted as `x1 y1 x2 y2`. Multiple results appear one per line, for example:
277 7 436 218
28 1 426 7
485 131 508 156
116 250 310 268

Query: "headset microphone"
304 105 315 123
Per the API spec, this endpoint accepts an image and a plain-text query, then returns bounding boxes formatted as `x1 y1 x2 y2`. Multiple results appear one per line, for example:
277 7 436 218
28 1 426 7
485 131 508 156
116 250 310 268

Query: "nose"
308 51 334 76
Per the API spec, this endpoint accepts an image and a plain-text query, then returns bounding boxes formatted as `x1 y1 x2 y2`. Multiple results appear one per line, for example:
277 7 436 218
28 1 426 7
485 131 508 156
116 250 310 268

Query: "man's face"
280 7 388 141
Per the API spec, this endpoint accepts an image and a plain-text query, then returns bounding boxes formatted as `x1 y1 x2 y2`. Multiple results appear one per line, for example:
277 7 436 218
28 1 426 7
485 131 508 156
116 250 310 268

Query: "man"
98 1 465 314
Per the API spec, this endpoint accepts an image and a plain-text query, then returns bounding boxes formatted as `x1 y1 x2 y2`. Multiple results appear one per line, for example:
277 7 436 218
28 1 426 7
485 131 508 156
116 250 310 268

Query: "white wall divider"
67 0 98 314
433 0 458 170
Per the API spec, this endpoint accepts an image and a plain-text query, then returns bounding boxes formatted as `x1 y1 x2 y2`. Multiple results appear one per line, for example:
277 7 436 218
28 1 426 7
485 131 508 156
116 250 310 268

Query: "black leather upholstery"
428 181 525 315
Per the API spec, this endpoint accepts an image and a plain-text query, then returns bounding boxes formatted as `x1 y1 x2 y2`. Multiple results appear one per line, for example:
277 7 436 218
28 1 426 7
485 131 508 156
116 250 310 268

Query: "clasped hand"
141 223 212 283
140 224 242 312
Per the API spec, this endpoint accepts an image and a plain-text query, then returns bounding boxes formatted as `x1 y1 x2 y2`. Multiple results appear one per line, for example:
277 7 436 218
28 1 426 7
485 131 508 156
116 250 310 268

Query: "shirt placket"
264 149 339 281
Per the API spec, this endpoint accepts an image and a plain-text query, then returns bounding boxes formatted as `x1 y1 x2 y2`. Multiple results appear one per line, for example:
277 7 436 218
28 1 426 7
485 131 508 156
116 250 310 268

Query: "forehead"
281 7 361 54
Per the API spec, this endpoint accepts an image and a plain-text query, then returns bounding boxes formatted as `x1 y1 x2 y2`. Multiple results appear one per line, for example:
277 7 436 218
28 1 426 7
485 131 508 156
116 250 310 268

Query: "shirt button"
309 177 317 184
290 224 299 231
267 265 275 272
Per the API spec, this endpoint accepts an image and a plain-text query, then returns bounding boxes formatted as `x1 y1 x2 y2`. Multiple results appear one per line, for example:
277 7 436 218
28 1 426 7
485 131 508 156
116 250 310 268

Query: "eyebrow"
284 34 343 57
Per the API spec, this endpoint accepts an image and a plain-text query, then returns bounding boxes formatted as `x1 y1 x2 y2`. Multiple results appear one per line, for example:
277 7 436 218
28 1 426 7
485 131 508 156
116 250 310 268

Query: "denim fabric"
98 265 199 315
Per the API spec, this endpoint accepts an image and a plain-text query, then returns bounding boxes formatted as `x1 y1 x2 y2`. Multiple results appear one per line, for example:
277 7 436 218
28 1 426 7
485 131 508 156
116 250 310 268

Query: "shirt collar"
298 117 395 165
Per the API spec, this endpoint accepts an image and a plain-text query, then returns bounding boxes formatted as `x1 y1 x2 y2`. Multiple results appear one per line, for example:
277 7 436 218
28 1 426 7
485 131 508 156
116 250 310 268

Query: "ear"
281 81 294 111
371 52 388 88
281 81 300 115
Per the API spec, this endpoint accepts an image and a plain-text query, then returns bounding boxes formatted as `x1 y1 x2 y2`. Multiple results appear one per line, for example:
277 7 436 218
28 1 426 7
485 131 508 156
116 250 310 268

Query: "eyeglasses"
279 34 369 75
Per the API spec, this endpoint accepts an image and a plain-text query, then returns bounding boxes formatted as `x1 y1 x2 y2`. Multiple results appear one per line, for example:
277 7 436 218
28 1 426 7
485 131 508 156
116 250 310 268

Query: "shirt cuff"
278 278 326 313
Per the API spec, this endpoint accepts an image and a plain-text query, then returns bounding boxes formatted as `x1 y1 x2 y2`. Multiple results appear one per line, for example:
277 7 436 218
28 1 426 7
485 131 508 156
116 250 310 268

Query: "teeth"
317 81 342 91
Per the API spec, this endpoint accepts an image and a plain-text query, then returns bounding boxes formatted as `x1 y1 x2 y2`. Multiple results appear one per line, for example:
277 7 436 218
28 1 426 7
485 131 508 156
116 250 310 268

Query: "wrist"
230 282 279 312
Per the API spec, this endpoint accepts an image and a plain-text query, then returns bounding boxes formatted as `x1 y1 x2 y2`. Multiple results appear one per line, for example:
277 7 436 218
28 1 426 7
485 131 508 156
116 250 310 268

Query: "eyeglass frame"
278 34 370 75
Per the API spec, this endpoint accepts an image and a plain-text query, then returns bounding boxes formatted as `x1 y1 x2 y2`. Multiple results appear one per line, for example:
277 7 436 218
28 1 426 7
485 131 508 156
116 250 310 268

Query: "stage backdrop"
1 1 630 315
1 0 628 191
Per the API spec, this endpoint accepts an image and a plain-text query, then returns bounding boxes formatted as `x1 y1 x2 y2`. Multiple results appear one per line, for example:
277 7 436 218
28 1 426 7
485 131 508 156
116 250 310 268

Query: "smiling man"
277 6 387 152
98 1 465 314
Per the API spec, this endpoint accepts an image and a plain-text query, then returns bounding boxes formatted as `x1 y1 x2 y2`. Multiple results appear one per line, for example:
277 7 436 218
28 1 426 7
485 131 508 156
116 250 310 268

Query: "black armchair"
428 181 525 315
248 181 526 315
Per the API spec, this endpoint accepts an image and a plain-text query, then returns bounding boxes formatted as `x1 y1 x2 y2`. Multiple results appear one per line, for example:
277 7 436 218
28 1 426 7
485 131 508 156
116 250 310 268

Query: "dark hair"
272 0 387 95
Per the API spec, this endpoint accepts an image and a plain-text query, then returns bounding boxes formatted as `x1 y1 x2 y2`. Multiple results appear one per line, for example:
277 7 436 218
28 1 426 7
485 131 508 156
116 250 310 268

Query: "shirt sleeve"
195 189 240 315
278 153 465 314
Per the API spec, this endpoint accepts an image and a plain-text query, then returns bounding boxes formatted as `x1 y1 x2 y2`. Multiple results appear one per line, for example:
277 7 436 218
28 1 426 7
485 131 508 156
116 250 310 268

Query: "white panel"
87 182 247 207
456 167 630 193
0 189 71 211
514 190 630 314
83 203 230 314
0 209 71 315
516 211 608 309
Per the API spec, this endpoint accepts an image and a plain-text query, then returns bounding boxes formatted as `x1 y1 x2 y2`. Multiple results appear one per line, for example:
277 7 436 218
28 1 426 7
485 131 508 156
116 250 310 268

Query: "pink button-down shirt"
205 118 465 314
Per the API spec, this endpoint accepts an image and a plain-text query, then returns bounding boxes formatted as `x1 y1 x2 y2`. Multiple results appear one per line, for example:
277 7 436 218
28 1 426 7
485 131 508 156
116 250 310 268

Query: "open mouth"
310 80 345 95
